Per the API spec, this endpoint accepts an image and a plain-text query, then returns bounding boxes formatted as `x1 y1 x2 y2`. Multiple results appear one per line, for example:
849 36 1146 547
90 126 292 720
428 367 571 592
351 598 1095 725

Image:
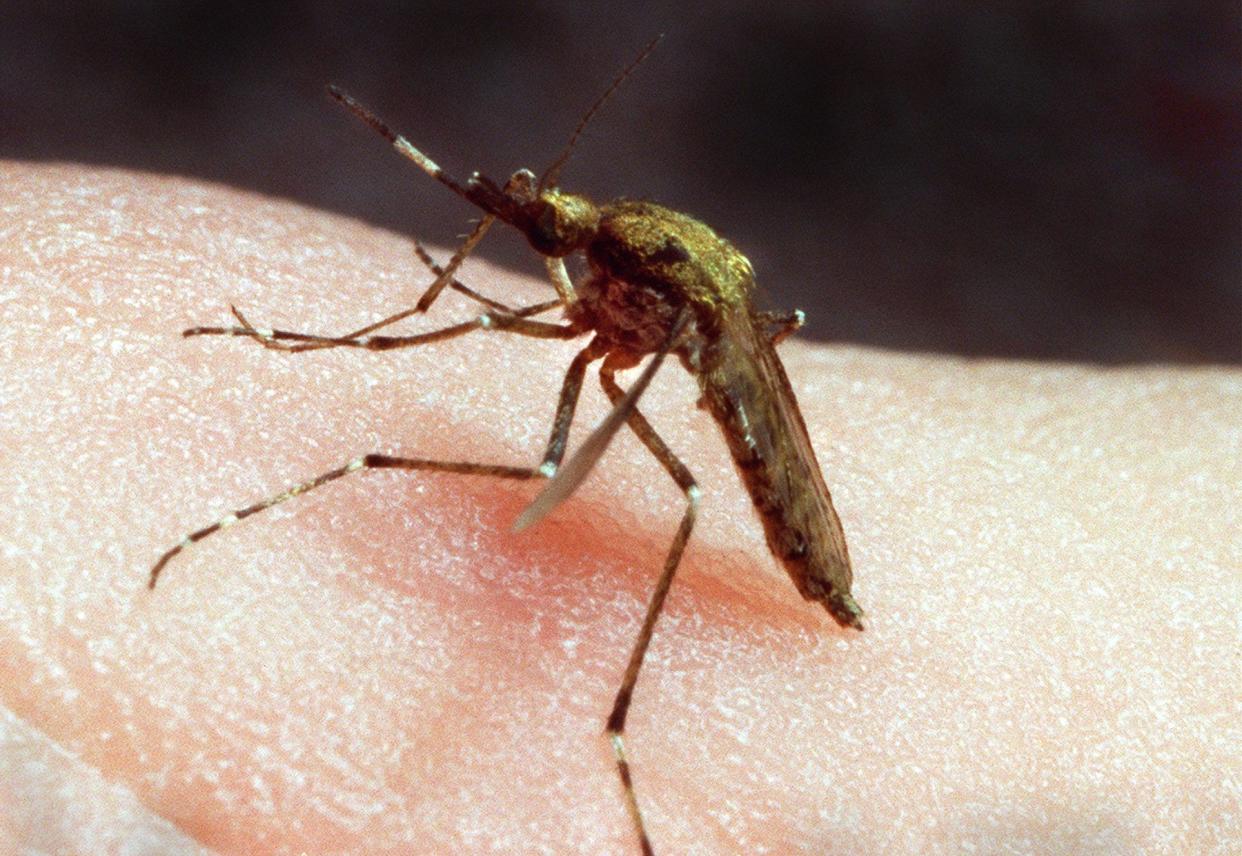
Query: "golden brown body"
571 199 862 628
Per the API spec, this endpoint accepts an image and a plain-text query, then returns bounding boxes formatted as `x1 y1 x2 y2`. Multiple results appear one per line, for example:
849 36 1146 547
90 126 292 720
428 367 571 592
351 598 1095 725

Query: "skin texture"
1 162 1238 855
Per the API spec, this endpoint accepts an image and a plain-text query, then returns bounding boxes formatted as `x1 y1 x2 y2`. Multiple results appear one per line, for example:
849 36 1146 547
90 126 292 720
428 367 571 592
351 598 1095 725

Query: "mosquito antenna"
538 34 664 192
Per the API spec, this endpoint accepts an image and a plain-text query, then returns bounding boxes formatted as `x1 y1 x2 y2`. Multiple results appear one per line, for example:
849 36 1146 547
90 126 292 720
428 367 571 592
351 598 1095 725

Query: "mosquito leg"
544 256 577 306
328 85 561 315
284 214 494 348
148 455 538 589
756 308 806 345
203 240 564 356
412 238 511 312
413 211 496 314
295 238 561 348
233 286 568 350
412 238 563 318
149 341 602 588
185 305 579 354
540 337 608 476
598 359 699 856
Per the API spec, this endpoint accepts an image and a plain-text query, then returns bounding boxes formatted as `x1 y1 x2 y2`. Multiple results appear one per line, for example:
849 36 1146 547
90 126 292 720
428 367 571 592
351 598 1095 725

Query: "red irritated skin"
2 163 1238 856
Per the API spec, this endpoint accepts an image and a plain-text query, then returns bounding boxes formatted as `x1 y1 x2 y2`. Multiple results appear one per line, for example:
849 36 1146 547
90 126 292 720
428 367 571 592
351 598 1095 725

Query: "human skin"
0 162 1238 854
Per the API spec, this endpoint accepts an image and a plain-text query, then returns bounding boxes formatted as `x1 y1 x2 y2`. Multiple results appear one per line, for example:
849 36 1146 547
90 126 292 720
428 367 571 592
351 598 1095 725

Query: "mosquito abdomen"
697 308 863 630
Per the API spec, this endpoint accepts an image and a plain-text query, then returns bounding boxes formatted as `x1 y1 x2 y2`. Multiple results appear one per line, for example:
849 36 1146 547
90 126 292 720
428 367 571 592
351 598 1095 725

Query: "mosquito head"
511 35 661 254
464 167 599 258
522 187 600 257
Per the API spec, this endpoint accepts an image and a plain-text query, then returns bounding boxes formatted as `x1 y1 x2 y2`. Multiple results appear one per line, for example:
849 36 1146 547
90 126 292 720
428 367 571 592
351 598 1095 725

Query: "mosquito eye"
537 204 562 236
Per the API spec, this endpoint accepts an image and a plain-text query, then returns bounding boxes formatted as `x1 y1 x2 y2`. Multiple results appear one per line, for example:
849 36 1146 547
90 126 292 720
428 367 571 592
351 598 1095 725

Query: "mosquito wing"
697 305 862 628
514 307 691 531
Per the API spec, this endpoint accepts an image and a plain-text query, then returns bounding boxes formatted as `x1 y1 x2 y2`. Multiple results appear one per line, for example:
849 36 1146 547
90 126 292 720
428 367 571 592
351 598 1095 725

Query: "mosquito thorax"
588 200 756 314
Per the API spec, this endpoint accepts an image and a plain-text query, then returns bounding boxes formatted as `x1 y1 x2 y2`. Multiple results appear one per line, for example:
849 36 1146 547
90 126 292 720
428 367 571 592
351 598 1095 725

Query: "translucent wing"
514 307 690 531
697 304 862 628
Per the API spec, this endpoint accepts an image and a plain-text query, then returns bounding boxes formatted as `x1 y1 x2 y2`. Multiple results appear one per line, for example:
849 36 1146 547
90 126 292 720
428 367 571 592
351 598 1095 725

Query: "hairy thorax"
570 199 756 356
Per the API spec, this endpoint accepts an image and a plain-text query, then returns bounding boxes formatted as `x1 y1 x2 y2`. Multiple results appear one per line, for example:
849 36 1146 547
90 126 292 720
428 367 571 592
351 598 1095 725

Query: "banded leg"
188 230 563 357
149 455 536 587
540 337 608 476
598 357 699 856
186 304 579 353
327 85 496 320
413 239 561 318
149 341 604 587
334 237 561 340
413 214 494 314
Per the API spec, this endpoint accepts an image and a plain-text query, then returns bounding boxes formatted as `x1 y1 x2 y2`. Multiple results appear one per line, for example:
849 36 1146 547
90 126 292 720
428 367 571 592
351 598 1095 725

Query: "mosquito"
148 38 864 854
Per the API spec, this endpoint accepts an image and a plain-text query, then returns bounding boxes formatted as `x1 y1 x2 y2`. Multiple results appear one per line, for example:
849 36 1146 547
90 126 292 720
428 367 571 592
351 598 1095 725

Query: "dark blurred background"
4 2 1239 362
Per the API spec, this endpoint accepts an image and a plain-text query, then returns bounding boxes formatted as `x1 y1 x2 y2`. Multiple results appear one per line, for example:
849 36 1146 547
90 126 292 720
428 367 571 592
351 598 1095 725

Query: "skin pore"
1 162 1237 854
